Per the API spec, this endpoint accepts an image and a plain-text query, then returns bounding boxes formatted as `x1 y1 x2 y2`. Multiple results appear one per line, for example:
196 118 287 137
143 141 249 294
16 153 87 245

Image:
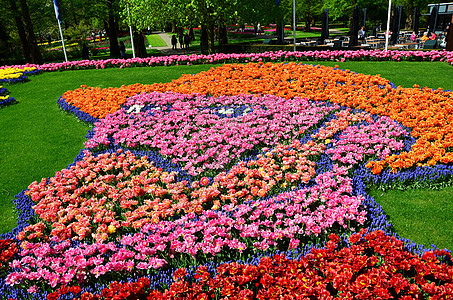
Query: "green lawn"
285 30 323 39
1 61 453 251
145 34 168 47
369 187 453 250
304 61 453 91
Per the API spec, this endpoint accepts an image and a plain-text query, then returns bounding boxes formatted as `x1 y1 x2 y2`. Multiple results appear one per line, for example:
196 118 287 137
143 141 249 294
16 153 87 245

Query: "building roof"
428 3 453 15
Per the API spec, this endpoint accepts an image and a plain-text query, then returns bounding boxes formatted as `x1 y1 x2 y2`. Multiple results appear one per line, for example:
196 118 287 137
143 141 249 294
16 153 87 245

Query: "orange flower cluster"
62 62 453 173
62 84 156 118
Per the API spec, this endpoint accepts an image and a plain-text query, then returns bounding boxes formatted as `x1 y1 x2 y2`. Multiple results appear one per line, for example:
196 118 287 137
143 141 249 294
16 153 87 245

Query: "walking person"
184 33 190 51
178 32 184 49
171 35 177 50
119 41 126 58
82 44 90 60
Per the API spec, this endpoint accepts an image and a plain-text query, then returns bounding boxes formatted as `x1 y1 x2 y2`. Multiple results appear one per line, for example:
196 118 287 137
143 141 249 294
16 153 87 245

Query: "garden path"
153 31 199 55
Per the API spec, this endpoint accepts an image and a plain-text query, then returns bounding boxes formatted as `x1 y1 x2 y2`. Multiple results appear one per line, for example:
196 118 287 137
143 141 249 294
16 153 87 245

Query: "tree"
0 2 18 65
67 0 122 58
5 0 43 64
324 0 387 23
295 0 324 32
121 0 240 54
6 0 31 63
239 0 286 26
106 0 121 57
239 0 289 44
323 0 389 38
51 0 123 58
393 0 437 30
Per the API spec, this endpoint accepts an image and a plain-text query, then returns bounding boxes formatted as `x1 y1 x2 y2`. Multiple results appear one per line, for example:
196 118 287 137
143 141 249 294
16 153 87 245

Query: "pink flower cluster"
3 49 453 72
311 108 373 141
86 92 337 175
20 140 326 245
133 164 366 254
7 165 365 289
21 149 189 243
6 239 166 289
325 116 408 165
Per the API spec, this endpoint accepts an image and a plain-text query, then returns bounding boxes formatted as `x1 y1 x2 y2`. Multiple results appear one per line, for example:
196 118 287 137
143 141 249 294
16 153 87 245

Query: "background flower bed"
2 49 453 74
0 67 40 84
0 59 452 298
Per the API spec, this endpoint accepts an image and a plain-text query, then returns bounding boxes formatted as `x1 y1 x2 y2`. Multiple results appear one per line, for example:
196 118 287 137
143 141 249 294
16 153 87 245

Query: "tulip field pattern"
2 62 453 299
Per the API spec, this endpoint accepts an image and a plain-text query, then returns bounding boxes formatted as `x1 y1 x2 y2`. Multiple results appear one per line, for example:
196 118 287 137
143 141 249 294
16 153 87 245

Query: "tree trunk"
205 19 215 54
304 12 311 32
18 0 42 64
219 23 228 45
304 0 312 32
277 22 284 44
200 24 208 54
8 0 30 62
189 27 195 41
133 29 147 57
107 0 120 57
0 20 11 65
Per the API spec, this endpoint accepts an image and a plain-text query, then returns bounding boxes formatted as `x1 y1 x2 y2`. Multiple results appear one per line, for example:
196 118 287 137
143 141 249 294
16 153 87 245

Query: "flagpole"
57 22 68 62
52 0 67 61
126 1 136 58
385 0 392 51
293 0 296 51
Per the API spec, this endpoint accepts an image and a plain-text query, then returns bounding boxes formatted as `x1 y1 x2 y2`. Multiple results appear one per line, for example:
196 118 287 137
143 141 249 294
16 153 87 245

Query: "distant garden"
1 0 451 65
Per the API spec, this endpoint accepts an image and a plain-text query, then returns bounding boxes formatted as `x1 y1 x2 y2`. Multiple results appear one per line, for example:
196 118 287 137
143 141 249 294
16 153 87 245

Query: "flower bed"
0 67 39 84
0 86 17 108
3 49 453 74
85 92 338 176
1 62 453 299
61 62 453 174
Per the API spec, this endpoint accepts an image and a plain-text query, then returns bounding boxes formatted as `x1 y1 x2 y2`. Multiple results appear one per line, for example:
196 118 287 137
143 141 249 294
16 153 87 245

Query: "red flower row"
47 230 453 300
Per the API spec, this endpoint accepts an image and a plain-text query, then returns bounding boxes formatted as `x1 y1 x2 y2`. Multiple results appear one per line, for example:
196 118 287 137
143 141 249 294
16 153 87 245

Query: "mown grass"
145 34 168 47
1 61 452 251
369 187 453 250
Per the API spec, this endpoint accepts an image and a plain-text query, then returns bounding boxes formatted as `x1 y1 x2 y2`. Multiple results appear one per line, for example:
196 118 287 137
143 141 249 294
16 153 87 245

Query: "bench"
423 40 438 49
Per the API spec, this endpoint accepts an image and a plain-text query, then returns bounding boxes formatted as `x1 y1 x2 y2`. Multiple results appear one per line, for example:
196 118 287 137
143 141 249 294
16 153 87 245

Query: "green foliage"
323 0 388 24
65 20 92 42
120 0 194 30
296 0 324 27
238 0 286 24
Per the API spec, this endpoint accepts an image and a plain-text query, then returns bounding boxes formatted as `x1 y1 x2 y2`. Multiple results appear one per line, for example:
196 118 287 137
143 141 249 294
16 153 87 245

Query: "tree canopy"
0 0 448 64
